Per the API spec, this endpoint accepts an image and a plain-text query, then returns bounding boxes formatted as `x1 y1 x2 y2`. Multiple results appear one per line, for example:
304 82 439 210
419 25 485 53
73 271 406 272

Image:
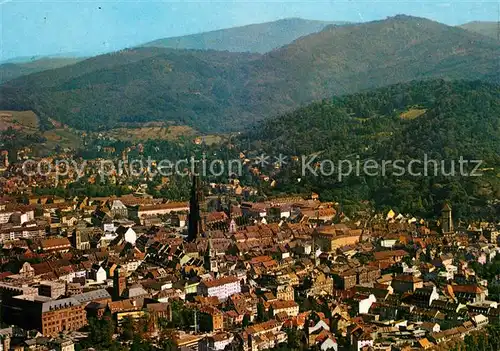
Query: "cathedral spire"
187 174 203 242
441 202 454 234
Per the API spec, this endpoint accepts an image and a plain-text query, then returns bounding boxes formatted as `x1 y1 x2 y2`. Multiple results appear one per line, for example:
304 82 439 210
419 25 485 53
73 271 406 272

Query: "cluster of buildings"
0 170 498 351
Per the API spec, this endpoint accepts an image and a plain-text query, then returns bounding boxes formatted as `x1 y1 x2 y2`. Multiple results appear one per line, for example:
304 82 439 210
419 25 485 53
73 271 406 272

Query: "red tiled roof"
271 300 298 310
373 250 408 260
452 285 484 294
40 237 71 249
206 211 228 223
394 274 423 283
201 276 239 288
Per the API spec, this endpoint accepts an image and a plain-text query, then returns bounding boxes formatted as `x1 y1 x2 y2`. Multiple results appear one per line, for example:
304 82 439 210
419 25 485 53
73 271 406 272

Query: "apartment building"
270 300 299 317
2 295 87 336
197 276 241 300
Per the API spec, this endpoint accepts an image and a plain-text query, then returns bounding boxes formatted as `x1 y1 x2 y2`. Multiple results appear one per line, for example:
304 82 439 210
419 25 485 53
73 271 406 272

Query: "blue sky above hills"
1 0 498 60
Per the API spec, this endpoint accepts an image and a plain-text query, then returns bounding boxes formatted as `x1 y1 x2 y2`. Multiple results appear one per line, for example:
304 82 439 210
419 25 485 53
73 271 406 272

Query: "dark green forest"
242 80 500 219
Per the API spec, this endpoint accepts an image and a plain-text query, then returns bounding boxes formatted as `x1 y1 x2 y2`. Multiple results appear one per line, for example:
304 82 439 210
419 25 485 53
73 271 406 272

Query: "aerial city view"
0 0 499 350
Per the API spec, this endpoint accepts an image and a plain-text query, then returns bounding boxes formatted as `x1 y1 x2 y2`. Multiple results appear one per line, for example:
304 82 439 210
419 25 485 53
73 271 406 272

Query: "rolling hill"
0 48 264 131
459 21 498 39
0 57 84 84
257 15 500 102
140 18 346 53
242 80 500 219
0 15 499 133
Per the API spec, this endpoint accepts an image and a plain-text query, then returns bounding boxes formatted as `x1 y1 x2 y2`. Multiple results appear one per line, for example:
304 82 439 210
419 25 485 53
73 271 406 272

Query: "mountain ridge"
1 15 499 132
0 57 84 84
140 17 348 53
459 21 498 39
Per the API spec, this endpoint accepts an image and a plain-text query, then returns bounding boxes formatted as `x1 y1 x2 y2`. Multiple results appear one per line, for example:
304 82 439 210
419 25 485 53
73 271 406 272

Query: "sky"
0 0 499 61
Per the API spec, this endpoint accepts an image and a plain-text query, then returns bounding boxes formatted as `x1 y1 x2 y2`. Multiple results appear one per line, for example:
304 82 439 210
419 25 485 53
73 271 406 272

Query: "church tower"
204 233 218 273
227 197 238 233
441 203 454 234
113 265 127 300
187 175 203 242
229 219 238 234
311 234 319 266
74 229 82 250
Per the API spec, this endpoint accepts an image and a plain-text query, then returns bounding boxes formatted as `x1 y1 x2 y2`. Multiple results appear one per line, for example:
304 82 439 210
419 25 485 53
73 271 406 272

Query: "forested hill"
257 15 500 102
0 15 499 133
243 80 500 219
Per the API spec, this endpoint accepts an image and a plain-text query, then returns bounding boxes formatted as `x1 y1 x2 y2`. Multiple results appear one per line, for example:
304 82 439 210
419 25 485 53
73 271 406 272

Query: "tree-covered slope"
244 80 500 219
257 15 500 102
0 48 264 131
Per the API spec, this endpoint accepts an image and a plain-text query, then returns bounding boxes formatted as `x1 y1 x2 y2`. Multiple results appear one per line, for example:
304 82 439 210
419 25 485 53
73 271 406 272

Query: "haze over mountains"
141 18 347 53
0 15 499 133
459 21 498 39
0 18 343 85
0 57 85 84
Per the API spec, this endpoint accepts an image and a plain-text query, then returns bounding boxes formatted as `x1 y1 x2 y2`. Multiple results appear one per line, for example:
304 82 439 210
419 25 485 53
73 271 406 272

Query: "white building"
103 222 116 233
270 300 299 317
123 259 143 273
197 276 241 300
199 332 234 351
124 228 137 245
89 265 107 284
381 239 398 248
115 227 137 245
10 211 35 225
359 294 376 314
356 336 373 351
0 210 14 224
320 337 337 351
472 314 489 328
420 322 441 333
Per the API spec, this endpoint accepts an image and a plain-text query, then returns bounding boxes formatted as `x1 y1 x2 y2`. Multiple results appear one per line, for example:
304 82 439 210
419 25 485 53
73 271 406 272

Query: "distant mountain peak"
458 21 499 39
140 18 349 53
390 14 423 19
274 17 333 23
461 20 496 25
